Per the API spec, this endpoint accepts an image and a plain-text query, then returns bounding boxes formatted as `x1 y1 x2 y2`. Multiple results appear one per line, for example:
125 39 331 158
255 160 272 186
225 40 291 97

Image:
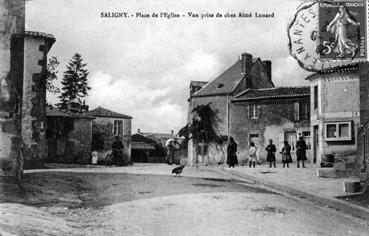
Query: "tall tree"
59 53 90 106
46 56 60 94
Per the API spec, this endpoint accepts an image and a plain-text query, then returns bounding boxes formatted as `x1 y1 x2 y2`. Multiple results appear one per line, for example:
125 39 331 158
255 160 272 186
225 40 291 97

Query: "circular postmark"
288 1 367 72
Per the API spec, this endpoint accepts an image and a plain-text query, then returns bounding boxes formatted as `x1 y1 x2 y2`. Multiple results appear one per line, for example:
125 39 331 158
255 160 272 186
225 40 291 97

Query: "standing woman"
296 136 308 168
281 141 292 168
227 137 238 168
266 139 276 168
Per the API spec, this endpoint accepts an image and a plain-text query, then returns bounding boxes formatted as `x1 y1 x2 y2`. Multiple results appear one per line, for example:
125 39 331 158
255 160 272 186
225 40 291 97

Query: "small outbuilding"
88 106 132 163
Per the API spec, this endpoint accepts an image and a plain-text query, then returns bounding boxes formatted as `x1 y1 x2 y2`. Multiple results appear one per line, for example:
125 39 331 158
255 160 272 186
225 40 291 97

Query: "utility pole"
0 0 25 178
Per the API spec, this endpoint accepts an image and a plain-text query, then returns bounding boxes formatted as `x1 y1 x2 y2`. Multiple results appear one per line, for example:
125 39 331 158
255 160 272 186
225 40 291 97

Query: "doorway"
313 125 319 163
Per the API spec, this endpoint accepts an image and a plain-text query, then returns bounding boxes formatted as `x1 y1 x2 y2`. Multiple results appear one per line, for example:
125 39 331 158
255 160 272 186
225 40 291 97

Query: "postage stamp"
318 1 367 60
288 0 368 71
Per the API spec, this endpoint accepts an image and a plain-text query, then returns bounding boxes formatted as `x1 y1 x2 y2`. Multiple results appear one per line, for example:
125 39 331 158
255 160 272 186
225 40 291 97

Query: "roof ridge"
233 88 251 98
253 86 309 90
193 59 241 96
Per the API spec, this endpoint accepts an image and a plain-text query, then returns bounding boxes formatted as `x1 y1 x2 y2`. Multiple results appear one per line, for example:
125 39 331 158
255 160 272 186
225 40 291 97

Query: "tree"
58 53 90 106
189 103 228 164
46 56 60 94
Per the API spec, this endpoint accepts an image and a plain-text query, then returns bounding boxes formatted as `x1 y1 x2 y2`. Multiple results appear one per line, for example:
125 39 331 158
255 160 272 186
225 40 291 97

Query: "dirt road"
1 165 369 235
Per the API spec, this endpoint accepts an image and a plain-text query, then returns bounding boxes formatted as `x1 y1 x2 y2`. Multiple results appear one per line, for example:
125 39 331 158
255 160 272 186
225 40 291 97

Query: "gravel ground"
1 168 369 235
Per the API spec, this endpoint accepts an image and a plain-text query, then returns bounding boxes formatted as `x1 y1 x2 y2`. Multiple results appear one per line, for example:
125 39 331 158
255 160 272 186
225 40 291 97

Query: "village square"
1 0 369 235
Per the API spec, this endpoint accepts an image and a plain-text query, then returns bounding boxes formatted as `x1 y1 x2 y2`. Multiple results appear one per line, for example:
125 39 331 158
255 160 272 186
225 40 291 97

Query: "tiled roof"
131 142 155 150
192 57 271 97
192 60 244 97
131 134 158 144
87 106 132 119
139 132 175 140
232 86 310 102
46 107 95 119
13 31 56 49
305 64 359 80
25 31 55 41
152 133 175 139
190 81 207 87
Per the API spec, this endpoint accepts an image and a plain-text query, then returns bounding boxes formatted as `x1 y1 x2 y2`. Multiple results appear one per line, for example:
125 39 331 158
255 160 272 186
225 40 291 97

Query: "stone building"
0 0 55 175
21 32 55 169
231 87 311 163
306 65 360 169
187 52 274 166
46 107 95 164
88 106 132 162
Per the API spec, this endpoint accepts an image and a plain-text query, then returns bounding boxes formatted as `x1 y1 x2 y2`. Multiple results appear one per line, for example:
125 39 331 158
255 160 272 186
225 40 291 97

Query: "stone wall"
358 62 369 183
67 118 93 164
0 0 25 177
22 33 54 169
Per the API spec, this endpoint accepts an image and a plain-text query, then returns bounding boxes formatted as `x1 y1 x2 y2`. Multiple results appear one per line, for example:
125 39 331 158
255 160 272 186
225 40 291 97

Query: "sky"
25 0 312 133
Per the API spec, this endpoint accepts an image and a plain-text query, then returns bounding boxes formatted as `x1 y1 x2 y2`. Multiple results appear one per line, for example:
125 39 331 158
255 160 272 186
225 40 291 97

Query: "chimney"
262 60 272 81
171 130 174 136
138 129 141 133
241 53 252 75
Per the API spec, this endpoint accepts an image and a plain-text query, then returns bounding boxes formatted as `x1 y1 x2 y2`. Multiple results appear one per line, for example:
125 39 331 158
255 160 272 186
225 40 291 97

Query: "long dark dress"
266 144 276 162
282 144 292 163
112 140 125 165
296 139 307 161
227 142 238 166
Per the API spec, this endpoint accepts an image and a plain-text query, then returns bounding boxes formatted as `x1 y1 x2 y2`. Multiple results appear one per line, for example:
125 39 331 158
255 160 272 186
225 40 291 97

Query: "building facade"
88 106 132 162
0 0 56 175
307 65 360 168
21 32 55 169
231 87 311 163
46 107 95 164
187 52 274 166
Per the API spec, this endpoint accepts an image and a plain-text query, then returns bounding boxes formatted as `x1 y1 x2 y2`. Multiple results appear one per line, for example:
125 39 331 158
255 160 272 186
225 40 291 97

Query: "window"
250 133 259 138
294 102 300 121
314 85 318 109
113 120 123 136
197 143 208 155
302 131 311 137
250 105 259 119
301 131 311 150
324 122 352 141
302 102 310 120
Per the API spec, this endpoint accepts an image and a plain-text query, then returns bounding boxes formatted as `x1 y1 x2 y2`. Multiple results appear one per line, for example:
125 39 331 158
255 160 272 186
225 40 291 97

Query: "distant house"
138 129 176 146
231 87 311 163
87 106 132 162
131 133 159 162
131 142 155 163
131 130 176 163
187 52 274 166
46 106 95 164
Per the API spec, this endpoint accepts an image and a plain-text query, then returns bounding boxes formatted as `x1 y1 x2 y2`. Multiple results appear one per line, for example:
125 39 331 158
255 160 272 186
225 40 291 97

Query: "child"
249 142 257 168
91 151 98 165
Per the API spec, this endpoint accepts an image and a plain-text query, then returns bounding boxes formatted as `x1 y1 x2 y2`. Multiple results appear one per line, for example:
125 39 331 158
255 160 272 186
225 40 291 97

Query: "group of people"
166 139 179 165
227 136 308 168
91 135 127 166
